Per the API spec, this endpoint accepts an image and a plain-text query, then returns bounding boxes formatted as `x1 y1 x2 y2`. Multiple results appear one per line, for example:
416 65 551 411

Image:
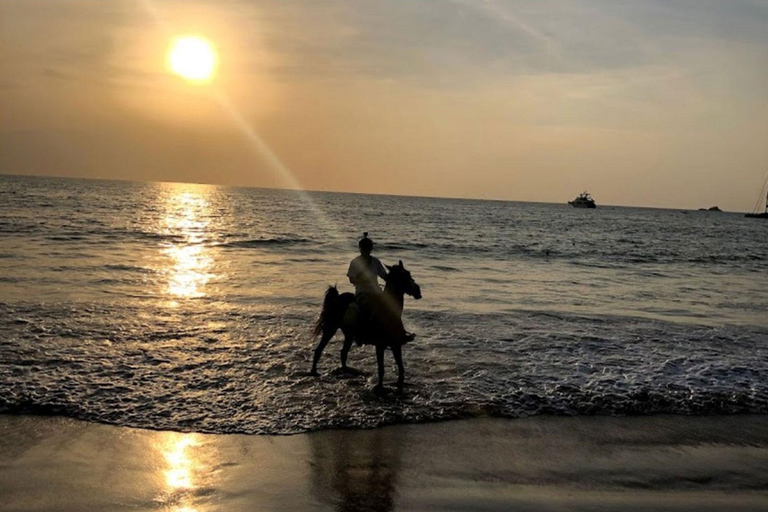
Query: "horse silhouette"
311 261 422 391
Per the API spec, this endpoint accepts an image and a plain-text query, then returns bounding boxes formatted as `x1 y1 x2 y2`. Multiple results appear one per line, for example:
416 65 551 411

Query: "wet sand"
1 414 768 512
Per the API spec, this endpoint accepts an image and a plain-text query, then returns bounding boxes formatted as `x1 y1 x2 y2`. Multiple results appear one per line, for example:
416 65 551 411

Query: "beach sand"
1 414 767 512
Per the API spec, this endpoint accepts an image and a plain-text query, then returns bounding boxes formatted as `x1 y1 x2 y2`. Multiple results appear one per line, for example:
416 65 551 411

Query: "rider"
347 232 386 297
347 233 413 343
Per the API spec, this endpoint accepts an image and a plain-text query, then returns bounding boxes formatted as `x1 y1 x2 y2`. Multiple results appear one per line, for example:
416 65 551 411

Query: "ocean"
1 174 767 434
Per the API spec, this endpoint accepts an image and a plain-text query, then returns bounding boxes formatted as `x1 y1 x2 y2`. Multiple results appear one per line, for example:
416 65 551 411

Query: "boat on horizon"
745 173 768 219
568 191 596 209
745 197 768 218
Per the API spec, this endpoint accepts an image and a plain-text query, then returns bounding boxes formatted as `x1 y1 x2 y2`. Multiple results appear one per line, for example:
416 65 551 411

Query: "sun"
167 36 217 82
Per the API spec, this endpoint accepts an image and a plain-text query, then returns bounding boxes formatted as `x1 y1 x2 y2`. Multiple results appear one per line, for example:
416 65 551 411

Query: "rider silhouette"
347 233 413 343
347 233 387 297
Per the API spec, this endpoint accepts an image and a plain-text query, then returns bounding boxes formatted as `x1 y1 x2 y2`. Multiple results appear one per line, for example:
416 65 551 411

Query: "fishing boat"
745 174 768 219
568 191 596 208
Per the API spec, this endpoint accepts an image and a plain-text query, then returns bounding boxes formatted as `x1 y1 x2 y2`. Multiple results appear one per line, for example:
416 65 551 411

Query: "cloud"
1 0 767 209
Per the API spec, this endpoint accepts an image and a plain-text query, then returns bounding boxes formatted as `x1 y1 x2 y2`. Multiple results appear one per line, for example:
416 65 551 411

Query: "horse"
310 261 422 391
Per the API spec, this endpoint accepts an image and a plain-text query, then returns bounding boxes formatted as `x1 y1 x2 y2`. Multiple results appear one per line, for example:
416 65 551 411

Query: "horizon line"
0 171 752 214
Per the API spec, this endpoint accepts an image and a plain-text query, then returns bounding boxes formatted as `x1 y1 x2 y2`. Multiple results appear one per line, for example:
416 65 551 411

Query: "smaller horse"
310 261 422 391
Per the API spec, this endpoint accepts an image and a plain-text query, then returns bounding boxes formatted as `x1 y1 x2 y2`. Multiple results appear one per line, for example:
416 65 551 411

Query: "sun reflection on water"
165 244 212 299
161 187 215 302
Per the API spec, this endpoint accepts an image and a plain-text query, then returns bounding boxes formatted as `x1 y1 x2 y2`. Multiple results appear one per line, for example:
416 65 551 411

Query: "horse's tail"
313 286 340 338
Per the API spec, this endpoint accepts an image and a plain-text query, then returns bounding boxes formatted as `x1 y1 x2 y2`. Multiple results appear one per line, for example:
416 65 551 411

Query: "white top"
347 255 387 294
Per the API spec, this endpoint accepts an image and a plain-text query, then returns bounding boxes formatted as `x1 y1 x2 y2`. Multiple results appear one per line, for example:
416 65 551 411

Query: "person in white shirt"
347 233 387 295
347 233 412 343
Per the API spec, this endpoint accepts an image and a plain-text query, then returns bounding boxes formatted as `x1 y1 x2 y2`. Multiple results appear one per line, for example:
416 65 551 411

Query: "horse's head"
385 260 422 300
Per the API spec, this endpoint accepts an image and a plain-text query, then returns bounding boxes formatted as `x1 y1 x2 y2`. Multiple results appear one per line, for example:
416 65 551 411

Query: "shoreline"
2 414 768 511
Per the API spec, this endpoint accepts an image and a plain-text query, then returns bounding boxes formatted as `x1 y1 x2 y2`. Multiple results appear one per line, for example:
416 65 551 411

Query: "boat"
568 191 596 208
745 194 768 218
745 173 768 219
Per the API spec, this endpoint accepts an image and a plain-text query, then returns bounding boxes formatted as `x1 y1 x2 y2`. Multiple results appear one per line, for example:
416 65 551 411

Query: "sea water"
1 175 766 434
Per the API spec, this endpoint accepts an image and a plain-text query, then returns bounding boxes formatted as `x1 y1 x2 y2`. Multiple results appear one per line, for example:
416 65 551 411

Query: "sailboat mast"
745 171 768 218
751 171 768 214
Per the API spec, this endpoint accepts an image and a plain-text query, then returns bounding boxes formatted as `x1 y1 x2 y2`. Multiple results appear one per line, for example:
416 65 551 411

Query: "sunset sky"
1 0 767 210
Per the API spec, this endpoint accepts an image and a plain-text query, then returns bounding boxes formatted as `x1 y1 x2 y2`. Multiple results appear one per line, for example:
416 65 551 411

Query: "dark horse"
310 261 422 391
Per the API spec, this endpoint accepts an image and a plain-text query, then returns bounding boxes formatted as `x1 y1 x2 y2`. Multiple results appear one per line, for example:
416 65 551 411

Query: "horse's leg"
311 327 337 376
340 329 353 370
375 343 386 392
392 344 405 388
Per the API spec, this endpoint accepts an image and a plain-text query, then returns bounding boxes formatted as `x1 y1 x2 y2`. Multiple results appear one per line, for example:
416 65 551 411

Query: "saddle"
344 302 378 346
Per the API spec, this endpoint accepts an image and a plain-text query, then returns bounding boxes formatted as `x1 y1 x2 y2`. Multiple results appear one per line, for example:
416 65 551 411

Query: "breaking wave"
1 302 766 435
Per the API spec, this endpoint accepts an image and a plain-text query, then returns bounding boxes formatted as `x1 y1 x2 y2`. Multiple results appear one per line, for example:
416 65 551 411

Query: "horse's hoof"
309 369 319 377
373 385 386 396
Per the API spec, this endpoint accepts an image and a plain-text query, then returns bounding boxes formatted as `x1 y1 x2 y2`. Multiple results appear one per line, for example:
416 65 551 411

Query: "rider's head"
358 232 374 256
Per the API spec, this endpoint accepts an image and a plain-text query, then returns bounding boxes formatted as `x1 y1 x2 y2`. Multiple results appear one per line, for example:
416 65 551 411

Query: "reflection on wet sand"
157 432 205 512
308 427 404 512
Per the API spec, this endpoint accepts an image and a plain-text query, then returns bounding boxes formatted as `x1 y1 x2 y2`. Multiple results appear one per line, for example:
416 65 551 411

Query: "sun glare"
167 36 217 82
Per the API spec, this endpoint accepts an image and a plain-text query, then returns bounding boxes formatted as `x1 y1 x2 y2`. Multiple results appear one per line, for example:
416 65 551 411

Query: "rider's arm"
374 258 388 281
347 260 359 286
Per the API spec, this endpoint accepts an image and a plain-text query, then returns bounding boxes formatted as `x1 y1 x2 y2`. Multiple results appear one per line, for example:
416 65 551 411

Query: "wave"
219 237 313 249
1 304 766 435
1 385 766 435
379 242 430 251
375 238 768 269
687 254 765 264
431 265 462 272
102 264 156 274
45 235 87 242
